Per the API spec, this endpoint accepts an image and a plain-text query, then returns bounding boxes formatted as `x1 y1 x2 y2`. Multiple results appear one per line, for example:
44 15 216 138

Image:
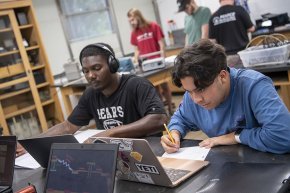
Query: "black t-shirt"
68 74 166 130
209 5 253 55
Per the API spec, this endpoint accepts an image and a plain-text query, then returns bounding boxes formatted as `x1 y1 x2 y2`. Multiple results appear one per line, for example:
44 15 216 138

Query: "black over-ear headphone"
79 43 119 73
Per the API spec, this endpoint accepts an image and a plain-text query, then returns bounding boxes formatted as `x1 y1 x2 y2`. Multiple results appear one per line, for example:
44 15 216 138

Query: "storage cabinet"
0 0 64 138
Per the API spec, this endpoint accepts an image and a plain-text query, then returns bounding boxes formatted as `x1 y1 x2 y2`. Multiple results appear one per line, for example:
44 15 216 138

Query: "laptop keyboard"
164 168 191 182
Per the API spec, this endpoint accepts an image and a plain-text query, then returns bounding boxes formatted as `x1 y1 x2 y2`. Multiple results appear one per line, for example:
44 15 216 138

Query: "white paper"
162 146 210 161
74 129 105 143
15 153 41 169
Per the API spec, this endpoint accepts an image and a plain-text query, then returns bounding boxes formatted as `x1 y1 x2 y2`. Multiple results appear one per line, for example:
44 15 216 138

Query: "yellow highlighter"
163 123 175 144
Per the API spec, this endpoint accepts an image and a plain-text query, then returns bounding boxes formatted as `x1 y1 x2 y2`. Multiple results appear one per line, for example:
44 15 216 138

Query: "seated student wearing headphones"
17 43 167 155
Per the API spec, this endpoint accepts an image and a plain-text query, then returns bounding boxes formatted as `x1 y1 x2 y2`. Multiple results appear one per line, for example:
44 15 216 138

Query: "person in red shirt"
127 8 173 115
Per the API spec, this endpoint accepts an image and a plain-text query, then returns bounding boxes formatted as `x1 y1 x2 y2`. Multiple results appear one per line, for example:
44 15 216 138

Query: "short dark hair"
79 43 115 66
177 0 191 12
172 39 227 89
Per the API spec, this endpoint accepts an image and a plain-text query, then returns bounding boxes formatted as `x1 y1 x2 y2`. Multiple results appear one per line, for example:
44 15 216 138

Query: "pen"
163 123 175 144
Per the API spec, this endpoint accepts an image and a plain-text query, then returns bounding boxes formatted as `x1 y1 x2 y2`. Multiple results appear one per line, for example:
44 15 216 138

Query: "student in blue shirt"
161 39 290 154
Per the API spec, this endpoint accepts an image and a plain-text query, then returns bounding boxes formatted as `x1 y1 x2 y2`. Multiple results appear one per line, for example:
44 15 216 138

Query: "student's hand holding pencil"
161 124 181 153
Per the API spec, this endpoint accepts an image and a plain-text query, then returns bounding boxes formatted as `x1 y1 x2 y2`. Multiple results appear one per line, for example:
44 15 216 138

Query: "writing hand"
161 130 181 153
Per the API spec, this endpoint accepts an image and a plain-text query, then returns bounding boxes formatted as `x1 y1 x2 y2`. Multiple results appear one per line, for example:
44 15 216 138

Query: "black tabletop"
12 137 290 193
246 62 290 73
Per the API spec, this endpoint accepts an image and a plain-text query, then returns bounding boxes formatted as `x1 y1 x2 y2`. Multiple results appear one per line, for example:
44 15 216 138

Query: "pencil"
163 123 175 144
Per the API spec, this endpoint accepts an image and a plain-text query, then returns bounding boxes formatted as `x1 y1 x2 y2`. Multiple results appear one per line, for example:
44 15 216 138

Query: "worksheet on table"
162 146 210 161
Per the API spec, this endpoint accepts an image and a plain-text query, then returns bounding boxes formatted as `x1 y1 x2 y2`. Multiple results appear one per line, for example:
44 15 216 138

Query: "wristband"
234 128 243 143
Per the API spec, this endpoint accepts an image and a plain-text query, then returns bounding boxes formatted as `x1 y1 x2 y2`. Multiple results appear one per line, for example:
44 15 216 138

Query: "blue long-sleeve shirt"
169 68 290 154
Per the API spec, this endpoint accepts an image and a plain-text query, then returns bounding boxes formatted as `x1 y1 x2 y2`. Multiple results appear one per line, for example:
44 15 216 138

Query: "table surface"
12 137 290 193
248 62 290 73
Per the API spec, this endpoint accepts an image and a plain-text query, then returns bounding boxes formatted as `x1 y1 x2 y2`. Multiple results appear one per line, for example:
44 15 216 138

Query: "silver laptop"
95 137 209 187
0 136 17 193
44 143 119 193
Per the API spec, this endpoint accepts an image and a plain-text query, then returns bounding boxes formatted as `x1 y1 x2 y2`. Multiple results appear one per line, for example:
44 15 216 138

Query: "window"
58 0 113 42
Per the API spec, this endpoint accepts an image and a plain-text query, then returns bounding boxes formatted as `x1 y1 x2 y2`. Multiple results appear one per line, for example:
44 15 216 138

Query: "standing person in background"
127 8 174 115
177 0 211 46
209 0 255 68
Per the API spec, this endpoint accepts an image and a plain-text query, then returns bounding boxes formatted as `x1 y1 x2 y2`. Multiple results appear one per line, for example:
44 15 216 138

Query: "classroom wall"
248 0 290 23
32 0 156 75
32 0 290 75
32 0 70 75
112 0 157 56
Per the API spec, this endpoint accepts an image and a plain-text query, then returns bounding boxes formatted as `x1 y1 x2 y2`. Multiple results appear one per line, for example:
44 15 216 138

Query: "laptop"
95 137 209 187
18 135 79 168
195 162 290 193
44 143 119 193
0 136 17 193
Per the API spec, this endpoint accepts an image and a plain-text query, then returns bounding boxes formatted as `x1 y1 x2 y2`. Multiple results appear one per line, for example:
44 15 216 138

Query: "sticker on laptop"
127 172 136 180
118 160 131 174
130 151 143 162
119 152 130 163
135 163 159 174
133 172 155 184
110 139 133 151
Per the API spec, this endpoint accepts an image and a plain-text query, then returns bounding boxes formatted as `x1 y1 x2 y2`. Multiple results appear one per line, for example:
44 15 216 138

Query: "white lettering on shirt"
137 32 153 42
117 106 124 117
96 108 106 119
111 107 117 118
97 106 124 119
213 12 236 26
97 106 124 129
105 108 112 119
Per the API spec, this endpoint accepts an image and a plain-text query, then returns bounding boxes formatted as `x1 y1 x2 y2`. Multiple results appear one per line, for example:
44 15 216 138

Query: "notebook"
196 162 290 193
0 136 17 193
95 137 209 187
44 143 119 193
18 135 79 168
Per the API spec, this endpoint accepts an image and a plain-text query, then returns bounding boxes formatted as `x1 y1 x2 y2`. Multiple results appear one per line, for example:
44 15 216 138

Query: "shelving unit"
0 0 64 138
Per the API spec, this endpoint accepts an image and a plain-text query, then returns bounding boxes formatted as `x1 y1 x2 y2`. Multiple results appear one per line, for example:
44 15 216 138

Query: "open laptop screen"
0 136 16 187
45 143 118 193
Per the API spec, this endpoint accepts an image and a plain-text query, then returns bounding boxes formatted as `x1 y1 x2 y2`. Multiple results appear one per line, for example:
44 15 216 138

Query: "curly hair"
172 39 227 89
79 43 115 66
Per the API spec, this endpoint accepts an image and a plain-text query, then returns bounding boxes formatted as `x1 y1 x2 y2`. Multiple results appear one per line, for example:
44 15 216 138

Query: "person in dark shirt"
209 0 255 68
17 43 167 155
